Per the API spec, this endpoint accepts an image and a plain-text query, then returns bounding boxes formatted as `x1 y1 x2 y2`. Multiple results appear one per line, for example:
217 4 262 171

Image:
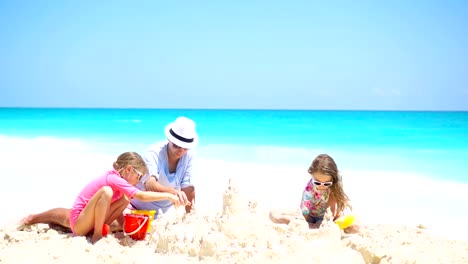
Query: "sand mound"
1 178 467 263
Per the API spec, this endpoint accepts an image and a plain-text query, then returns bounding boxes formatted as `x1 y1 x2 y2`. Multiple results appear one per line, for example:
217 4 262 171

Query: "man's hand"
145 176 193 209
176 191 191 206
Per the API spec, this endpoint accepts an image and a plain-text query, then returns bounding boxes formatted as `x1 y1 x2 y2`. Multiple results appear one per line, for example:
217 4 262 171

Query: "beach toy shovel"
334 214 356 230
123 214 149 240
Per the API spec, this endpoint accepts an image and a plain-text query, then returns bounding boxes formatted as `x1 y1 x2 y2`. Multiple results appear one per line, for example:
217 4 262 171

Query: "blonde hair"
112 152 148 176
308 154 351 214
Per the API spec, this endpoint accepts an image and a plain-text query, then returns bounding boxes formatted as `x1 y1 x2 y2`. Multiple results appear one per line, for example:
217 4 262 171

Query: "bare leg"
105 195 129 228
21 208 71 228
109 217 124 232
110 203 133 232
73 186 113 244
269 209 296 224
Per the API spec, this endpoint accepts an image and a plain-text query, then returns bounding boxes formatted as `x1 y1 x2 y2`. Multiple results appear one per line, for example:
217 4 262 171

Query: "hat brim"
164 124 198 149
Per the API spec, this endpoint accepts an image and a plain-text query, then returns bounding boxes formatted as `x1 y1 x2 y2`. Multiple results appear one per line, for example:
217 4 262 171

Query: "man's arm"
144 176 177 194
144 176 191 207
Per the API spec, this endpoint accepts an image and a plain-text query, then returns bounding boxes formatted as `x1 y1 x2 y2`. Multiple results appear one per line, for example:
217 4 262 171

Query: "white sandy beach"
1 136 468 263
2 179 468 264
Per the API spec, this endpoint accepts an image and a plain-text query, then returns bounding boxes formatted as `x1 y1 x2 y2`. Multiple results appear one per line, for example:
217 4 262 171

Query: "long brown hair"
308 154 351 214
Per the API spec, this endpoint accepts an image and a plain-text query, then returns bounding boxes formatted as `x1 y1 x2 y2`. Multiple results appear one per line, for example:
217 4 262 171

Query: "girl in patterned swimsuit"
270 154 359 233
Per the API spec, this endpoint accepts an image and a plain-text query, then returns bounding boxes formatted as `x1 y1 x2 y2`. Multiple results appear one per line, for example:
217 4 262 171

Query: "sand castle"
1 177 467 263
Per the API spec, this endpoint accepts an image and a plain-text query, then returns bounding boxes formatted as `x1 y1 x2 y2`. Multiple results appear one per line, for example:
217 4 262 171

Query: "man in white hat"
131 116 198 213
20 116 199 229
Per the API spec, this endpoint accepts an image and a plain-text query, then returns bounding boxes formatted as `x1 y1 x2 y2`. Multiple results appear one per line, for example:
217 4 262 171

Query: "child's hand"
168 194 181 207
344 224 360 234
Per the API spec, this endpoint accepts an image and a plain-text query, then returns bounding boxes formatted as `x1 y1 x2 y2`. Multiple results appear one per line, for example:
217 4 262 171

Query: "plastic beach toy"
124 214 149 240
334 214 356 230
131 210 156 232
86 224 110 237
102 224 110 236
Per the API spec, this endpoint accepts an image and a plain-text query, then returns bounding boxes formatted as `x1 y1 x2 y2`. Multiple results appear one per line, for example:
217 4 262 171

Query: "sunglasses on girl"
133 167 143 181
312 179 333 187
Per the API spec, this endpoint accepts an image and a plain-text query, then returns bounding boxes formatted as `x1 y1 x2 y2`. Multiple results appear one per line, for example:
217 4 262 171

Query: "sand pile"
150 178 363 263
1 178 467 263
343 224 468 264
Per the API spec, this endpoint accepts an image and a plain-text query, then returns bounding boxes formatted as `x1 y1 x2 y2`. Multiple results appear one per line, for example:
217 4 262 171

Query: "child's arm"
134 191 180 206
328 194 360 233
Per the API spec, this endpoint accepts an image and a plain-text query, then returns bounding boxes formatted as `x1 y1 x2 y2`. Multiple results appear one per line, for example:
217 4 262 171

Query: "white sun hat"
164 116 199 149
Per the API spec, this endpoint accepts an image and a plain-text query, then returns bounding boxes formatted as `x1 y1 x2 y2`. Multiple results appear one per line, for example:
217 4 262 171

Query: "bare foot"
19 214 36 225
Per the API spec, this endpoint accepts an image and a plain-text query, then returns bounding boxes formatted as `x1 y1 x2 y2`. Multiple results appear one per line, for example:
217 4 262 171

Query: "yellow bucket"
131 210 156 232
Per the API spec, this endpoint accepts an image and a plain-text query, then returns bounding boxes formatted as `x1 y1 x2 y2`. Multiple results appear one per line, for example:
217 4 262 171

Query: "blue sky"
0 1 467 110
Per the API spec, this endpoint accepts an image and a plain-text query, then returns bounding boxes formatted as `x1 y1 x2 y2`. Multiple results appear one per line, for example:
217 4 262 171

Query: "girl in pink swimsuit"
69 152 180 244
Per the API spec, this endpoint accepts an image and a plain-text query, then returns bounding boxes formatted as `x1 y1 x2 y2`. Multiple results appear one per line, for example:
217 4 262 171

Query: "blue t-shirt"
131 141 195 213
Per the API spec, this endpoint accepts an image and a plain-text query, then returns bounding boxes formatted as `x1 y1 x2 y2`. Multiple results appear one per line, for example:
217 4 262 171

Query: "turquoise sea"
1 108 467 182
1 108 468 236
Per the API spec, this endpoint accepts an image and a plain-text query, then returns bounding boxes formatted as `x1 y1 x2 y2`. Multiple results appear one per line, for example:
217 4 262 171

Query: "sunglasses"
133 167 143 181
312 177 333 187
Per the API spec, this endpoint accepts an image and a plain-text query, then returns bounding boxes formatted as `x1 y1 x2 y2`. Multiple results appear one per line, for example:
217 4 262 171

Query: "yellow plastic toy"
334 214 356 230
131 210 156 232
